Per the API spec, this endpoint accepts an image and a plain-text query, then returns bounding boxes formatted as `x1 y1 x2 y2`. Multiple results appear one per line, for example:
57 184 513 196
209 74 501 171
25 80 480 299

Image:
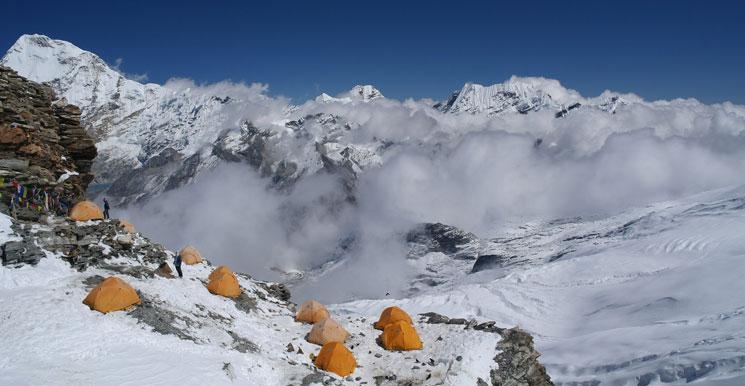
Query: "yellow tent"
207 267 241 298
374 306 413 330
208 265 233 281
179 245 203 265
70 201 104 221
295 300 330 324
379 320 423 351
307 318 350 346
83 276 141 313
314 342 356 377
118 219 136 233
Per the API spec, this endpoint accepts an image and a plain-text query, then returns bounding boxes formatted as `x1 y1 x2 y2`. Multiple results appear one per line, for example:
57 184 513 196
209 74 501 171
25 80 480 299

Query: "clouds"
124 81 745 303
110 57 149 83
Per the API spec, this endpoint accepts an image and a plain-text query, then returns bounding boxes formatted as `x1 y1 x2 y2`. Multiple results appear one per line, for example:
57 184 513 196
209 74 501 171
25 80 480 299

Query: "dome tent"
208 265 232 281
379 320 423 351
69 200 104 221
179 245 203 265
307 318 350 346
83 276 141 313
207 266 241 298
295 300 330 324
314 342 356 377
374 306 413 330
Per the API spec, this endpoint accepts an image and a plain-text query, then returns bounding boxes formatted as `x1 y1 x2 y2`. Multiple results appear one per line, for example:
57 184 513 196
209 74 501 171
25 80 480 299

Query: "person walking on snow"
173 253 183 278
103 198 110 219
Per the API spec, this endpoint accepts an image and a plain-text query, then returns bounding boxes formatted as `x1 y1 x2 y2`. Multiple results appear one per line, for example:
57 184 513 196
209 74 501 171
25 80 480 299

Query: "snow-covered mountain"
315 85 384 104
1 35 394 204
6 34 743 207
1 34 285 188
434 76 632 117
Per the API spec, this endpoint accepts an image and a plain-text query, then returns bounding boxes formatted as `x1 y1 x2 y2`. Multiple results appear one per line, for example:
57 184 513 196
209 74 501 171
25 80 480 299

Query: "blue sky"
2 0 744 104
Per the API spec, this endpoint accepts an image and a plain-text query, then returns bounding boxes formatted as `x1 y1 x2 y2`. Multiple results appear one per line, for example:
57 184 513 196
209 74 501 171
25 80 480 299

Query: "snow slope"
373 185 745 385
0 213 505 386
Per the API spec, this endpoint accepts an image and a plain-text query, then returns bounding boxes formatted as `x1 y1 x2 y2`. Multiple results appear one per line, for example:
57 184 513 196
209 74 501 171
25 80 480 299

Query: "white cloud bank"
123 78 745 302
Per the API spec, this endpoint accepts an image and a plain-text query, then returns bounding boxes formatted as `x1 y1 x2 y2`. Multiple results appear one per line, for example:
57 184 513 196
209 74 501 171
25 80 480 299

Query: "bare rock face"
406 222 480 260
490 327 554 386
0 65 96 203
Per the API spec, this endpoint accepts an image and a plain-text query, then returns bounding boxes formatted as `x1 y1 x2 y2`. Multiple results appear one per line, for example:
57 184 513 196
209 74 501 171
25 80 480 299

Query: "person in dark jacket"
103 198 110 219
173 253 183 278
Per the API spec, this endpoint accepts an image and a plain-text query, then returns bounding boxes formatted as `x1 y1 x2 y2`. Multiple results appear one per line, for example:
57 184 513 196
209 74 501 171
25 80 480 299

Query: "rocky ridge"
0 65 96 205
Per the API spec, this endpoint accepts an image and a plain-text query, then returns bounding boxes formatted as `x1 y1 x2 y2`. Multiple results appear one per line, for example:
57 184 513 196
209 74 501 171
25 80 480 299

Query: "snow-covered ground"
377 186 745 385
0 214 502 386
3 185 745 385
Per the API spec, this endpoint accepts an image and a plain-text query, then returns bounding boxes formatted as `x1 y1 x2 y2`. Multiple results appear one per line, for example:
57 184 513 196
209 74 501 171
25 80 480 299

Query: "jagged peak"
314 84 384 104
438 76 586 115
344 84 384 101
2 34 108 83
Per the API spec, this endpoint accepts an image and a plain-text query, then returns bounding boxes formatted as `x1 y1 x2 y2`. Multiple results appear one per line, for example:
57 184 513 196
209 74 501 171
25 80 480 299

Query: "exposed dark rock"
490 327 554 386
471 254 514 273
419 312 450 324
227 330 259 353
127 295 199 342
406 222 480 260
0 65 96 204
474 321 504 334
265 282 291 302
230 292 258 314
1 239 45 266
105 147 200 206
300 372 336 386
81 275 105 289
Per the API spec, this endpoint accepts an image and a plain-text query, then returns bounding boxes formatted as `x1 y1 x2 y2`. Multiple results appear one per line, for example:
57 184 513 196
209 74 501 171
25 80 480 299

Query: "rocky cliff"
0 65 96 206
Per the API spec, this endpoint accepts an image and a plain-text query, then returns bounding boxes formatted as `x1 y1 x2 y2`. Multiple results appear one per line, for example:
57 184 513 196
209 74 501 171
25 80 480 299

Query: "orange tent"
374 306 413 330
314 342 356 377
208 265 233 281
307 318 350 346
83 276 141 313
379 320 423 351
118 219 136 233
70 201 104 221
179 245 203 265
207 267 241 298
295 300 330 324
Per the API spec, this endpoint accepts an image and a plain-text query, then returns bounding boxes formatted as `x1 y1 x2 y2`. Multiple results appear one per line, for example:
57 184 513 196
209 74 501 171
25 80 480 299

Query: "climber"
103 198 110 220
173 253 183 278
10 190 18 220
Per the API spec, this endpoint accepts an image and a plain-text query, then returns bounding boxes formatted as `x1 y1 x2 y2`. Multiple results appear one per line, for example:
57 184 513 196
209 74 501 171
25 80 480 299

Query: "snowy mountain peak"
314 85 384 104
438 76 583 115
1 34 158 118
345 84 384 101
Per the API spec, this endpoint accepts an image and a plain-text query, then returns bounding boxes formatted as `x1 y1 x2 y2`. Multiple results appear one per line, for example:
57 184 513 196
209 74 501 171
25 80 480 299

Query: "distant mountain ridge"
2 34 731 206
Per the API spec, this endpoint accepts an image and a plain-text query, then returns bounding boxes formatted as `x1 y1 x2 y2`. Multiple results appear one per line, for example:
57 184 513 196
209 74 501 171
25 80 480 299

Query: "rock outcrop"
490 327 554 386
406 222 480 260
0 65 96 204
